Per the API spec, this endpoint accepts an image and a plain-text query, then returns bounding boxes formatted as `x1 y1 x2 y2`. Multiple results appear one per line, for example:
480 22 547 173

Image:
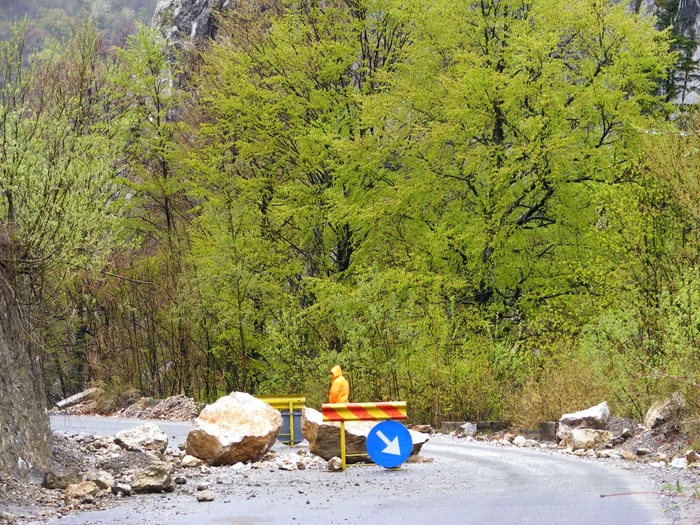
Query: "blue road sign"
366 420 413 468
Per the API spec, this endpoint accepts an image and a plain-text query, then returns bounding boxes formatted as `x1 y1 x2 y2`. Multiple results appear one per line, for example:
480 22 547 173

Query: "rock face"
0 275 51 477
186 392 282 465
115 423 169 453
152 0 235 44
643 392 686 429
301 407 429 463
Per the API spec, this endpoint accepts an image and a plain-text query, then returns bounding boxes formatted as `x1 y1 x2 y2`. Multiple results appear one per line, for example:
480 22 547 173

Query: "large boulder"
115 423 168 453
564 429 614 451
643 392 686 429
301 407 429 463
185 392 282 465
560 402 610 429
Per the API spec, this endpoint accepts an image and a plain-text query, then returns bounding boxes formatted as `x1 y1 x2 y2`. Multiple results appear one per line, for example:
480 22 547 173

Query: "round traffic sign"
366 420 413 468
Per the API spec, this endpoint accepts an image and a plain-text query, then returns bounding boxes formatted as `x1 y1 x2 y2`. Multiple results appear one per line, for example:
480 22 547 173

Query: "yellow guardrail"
257 395 306 446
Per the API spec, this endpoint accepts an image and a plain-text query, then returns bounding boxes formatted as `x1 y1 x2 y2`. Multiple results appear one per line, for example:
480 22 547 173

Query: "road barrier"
321 401 408 470
257 395 306 446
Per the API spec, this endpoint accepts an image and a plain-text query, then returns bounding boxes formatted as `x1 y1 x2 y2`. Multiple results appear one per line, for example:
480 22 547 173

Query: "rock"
513 436 527 447
42 469 83 490
556 423 572 445
64 481 100 503
174 476 187 485
620 449 637 461
131 462 174 493
115 423 168 453
685 450 699 464
643 392 686 429
301 407 429 463
672 457 689 469
181 455 203 468
459 422 477 437
564 429 613 451
86 470 114 490
111 483 132 496
327 457 342 472
186 392 282 465
635 447 651 456
151 0 256 46
196 490 216 502
560 402 610 430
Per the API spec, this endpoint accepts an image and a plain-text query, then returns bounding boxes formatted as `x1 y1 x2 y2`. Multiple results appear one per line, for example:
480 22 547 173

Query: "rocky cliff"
151 0 234 44
0 283 51 477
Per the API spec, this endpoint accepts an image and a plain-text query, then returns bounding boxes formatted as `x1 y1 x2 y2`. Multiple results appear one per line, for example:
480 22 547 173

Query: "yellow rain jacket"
329 365 349 403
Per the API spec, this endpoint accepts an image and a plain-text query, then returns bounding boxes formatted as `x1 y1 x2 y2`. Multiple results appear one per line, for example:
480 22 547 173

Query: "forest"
2 0 700 428
0 0 157 44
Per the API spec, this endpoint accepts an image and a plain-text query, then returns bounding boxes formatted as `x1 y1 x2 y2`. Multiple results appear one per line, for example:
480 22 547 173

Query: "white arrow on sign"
376 430 401 455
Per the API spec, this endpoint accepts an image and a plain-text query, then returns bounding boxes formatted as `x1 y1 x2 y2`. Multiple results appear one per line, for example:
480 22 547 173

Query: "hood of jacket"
330 365 343 379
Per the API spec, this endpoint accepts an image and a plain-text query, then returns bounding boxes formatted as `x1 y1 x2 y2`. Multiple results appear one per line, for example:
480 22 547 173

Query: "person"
329 364 349 403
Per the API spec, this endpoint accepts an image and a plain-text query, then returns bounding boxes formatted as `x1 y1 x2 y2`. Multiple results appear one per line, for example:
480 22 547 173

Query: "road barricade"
321 401 407 470
257 395 306 446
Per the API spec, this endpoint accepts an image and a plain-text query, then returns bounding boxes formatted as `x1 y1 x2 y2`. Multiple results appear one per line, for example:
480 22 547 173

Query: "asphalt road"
49 416 669 525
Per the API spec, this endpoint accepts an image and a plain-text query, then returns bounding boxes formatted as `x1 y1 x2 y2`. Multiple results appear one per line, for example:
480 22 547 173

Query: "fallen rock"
115 423 168 453
196 490 216 502
643 392 686 429
560 402 610 430
111 483 132 496
186 392 282 465
327 457 342 471
64 481 100 503
301 407 429 463
131 462 174 493
620 449 637 461
42 469 83 490
672 457 689 469
564 429 613 451
86 470 114 490
513 436 527 447
181 455 203 468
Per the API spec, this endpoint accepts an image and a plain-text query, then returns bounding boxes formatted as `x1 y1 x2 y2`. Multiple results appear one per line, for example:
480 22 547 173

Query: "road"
49 415 669 525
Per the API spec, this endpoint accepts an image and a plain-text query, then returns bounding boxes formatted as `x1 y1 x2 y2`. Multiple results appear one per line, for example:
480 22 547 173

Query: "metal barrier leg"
289 401 295 446
340 421 346 471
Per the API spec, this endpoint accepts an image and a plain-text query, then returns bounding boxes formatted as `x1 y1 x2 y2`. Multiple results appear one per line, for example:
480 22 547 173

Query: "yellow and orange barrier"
321 401 408 470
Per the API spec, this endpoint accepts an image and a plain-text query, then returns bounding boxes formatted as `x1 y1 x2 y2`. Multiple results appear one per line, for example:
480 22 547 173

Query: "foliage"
7 1 700 429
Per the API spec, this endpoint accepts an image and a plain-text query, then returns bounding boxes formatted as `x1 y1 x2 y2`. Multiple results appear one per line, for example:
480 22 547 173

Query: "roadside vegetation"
2 0 700 428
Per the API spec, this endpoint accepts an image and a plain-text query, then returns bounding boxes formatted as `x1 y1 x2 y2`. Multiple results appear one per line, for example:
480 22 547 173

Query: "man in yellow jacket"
329 365 349 403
